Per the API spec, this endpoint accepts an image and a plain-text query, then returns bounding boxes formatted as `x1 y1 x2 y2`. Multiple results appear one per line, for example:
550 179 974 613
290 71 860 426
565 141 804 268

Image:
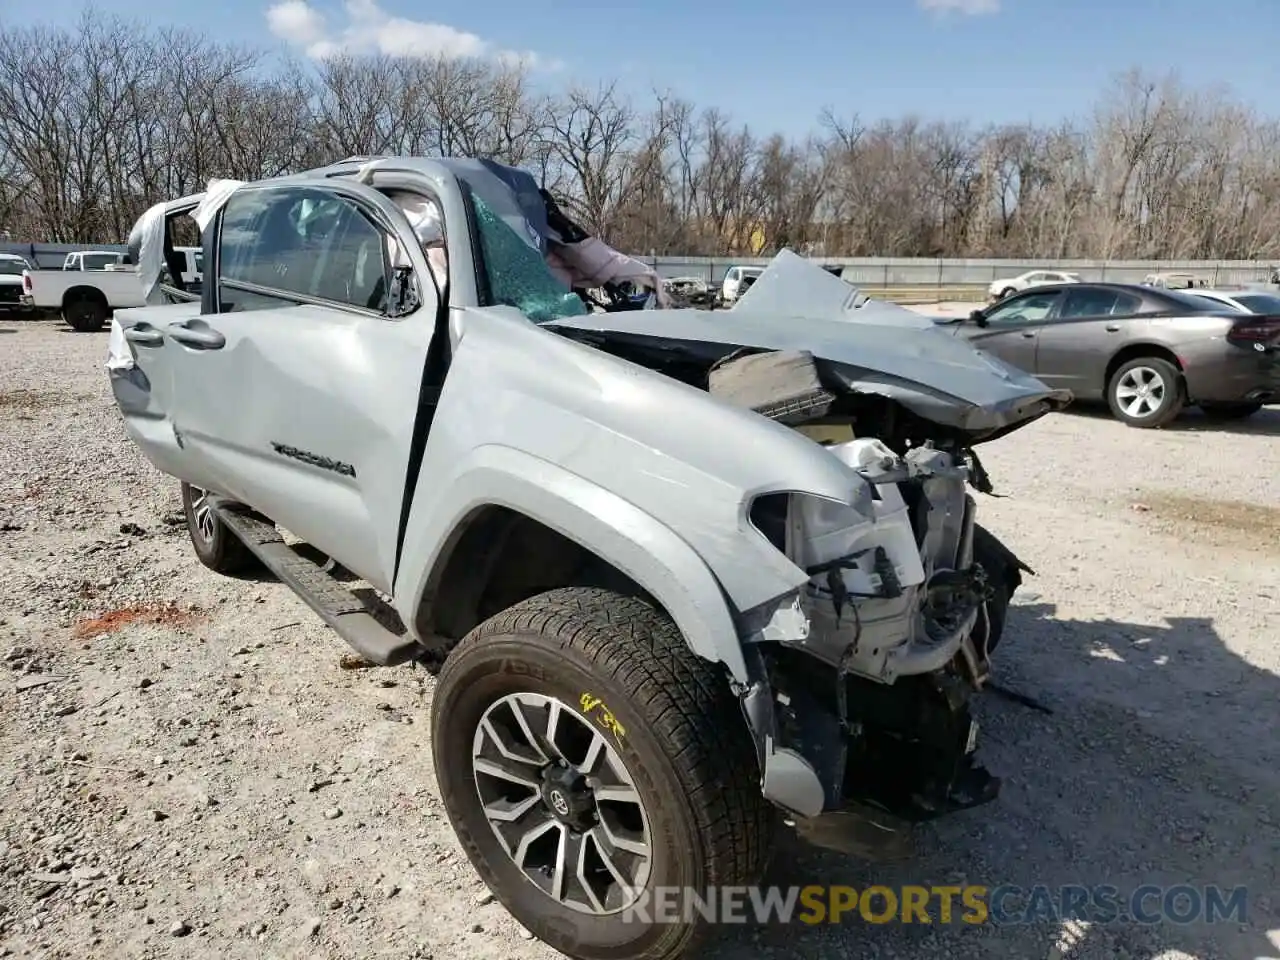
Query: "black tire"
180 482 256 574
1106 356 1185 428
1199 401 1263 421
431 587 774 960
998 286 1016 300
63 296 108 332
972 524 1026 654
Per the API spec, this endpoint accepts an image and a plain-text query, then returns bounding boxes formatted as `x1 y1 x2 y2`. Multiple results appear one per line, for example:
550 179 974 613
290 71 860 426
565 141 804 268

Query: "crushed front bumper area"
740 644 1000 827
737 440 1004 843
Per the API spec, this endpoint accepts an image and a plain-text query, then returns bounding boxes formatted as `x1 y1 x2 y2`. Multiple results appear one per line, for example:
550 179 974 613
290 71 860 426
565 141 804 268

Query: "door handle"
123 325 164 347
1105 323 1121 332
1020 330 1037 338
167 320 225 350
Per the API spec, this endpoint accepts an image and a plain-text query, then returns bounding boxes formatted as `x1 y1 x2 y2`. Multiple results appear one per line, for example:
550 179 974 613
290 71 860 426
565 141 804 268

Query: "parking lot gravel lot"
1 318 1277 960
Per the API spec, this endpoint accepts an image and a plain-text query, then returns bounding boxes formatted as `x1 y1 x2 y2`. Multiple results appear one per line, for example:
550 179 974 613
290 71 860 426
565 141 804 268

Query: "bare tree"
6 14 1280 262
546 82 637 234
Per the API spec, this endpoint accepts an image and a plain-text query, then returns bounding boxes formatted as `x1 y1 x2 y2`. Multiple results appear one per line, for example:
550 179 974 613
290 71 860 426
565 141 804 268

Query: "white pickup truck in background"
62 249 126 271
21 246 201 331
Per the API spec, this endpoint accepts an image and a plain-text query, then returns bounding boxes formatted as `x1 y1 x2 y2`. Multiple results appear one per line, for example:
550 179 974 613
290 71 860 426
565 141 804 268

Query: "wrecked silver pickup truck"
108 157 1071 960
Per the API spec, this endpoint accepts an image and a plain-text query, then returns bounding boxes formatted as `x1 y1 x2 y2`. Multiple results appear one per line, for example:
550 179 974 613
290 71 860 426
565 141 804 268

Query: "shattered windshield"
465 187 586 323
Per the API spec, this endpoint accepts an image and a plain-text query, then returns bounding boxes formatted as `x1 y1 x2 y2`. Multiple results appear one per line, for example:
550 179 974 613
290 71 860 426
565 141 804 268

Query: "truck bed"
25 267 148 310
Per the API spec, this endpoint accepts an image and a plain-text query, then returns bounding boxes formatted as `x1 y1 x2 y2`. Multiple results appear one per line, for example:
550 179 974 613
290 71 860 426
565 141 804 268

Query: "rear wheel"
63 296 108 332
1107 357 1184 428
180 482 256 574
431 587 774 960
1199 401 1263 421
998 286 1016 300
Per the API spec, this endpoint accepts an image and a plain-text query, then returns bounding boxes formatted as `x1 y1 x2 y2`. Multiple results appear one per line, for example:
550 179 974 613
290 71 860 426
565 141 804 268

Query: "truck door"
160 179 443 592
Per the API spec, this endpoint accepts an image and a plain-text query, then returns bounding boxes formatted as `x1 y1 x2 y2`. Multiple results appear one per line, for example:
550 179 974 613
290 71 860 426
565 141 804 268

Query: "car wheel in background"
63 296 108 332
1198 401 1263 421
180 482 256 574
998 286 1016 300
1106 357 1185 428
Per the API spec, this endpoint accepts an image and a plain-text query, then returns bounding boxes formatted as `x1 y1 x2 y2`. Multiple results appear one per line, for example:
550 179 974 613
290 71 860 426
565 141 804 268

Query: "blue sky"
33 0 1280 138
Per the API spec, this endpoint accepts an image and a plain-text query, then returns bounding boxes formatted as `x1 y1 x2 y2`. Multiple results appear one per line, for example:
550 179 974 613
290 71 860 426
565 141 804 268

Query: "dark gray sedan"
948 283 1280 427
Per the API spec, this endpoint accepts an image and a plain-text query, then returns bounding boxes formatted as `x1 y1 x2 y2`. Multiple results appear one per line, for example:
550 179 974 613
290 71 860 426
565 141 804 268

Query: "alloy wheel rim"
1116 366 1166 418
190 487 216 544
470 691 652 916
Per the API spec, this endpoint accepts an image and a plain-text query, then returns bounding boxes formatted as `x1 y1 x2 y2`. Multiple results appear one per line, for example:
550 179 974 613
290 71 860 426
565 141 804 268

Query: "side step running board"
213 504 421 667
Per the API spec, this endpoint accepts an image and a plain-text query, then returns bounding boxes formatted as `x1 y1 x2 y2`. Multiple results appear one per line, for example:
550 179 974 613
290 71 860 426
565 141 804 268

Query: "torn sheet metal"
545 250 1073 435
733 254 879 318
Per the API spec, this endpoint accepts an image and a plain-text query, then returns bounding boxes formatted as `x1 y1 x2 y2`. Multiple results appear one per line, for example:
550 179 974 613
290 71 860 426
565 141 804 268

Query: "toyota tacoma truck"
107 156 1071 960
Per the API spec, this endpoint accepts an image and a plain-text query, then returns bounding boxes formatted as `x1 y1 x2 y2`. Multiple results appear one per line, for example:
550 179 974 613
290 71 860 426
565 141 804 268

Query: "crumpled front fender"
395 445 776 682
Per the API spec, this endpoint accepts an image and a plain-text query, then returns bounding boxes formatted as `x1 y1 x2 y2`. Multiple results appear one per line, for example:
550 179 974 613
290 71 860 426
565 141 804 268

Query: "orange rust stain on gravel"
0 388 68 412
1133 490 1280 554
72 603 205 639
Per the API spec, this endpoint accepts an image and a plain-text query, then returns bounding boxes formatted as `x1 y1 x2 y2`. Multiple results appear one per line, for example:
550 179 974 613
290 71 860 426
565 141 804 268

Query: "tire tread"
444 586 775 898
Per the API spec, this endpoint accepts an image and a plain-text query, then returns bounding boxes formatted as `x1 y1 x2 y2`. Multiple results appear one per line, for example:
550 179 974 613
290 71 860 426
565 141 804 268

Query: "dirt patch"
1131 490 1280 553
0 388 64 412
71 602 205 639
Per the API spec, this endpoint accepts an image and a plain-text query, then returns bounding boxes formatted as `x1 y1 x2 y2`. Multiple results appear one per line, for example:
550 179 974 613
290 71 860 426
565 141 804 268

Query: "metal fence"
640 256 1280 289
4 239 1277 289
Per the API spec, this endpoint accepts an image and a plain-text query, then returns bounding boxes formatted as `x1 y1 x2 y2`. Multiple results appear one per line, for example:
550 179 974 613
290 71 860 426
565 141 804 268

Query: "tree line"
3 11 1280 261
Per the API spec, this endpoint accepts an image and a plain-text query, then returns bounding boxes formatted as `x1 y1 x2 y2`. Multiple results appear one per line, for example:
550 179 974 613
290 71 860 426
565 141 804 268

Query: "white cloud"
918 0 1001 15
265 0 554 67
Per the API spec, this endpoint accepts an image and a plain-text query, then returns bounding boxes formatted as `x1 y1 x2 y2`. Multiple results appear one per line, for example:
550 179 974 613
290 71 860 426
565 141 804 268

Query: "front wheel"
998 286 1016 300
431 587 774 960
1107 356 1185 428
180 482 256 574
1199 401 1263 421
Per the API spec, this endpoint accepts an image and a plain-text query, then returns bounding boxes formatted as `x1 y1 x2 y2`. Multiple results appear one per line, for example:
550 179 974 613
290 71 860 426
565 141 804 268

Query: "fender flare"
395 445 751 683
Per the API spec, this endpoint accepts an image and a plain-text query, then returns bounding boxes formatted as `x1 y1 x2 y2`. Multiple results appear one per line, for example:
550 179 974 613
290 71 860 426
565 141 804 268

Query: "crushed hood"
545 250 1072 437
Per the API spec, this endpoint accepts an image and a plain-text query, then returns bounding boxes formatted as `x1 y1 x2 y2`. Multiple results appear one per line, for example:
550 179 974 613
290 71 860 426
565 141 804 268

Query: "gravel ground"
1 318 1277 960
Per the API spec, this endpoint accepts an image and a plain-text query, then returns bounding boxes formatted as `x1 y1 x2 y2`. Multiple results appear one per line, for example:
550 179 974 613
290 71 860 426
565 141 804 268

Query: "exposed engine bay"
545 305 1059 837
715 349 1028 833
